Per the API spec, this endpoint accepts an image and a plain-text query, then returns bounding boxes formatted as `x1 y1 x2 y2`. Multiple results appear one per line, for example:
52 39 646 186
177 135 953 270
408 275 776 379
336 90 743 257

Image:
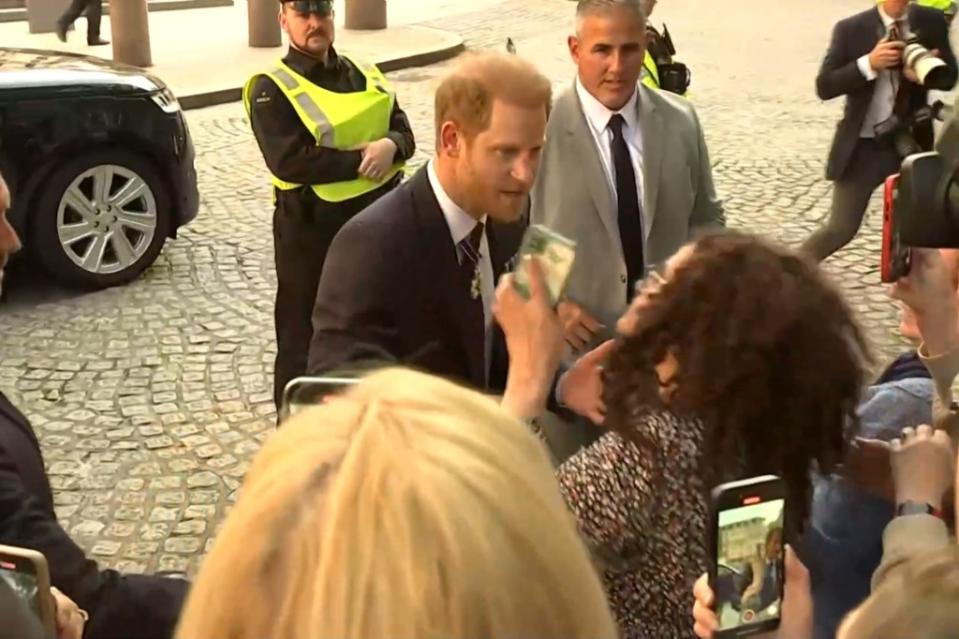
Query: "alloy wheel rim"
56 164 158 275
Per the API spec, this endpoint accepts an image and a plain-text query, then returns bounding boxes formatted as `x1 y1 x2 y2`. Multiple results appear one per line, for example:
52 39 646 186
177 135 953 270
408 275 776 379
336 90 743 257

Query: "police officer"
639 0 690 95
244 0 415 410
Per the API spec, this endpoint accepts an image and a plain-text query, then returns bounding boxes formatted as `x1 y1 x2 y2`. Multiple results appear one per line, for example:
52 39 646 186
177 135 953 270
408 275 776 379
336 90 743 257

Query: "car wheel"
33 149 171 289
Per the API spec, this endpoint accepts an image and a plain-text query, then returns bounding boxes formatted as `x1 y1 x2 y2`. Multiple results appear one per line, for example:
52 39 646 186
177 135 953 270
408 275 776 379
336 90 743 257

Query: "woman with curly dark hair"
554 231 871 639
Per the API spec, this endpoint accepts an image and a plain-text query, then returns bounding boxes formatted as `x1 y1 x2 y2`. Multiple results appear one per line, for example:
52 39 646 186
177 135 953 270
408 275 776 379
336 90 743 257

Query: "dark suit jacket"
817 4 957 181
0 393 187 639
307 168 525 392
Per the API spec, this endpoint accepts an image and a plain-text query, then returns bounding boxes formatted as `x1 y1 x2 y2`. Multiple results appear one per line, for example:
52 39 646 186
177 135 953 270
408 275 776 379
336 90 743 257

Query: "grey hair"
575 0 646 34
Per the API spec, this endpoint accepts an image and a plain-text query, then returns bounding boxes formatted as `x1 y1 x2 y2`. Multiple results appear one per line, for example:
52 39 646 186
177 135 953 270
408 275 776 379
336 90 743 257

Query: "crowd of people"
2 0 959 637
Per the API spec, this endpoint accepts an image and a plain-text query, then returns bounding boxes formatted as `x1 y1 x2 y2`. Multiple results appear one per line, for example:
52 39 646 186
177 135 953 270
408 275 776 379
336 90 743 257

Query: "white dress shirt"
857 6 910 138
427 160 494 381
575 77 647 237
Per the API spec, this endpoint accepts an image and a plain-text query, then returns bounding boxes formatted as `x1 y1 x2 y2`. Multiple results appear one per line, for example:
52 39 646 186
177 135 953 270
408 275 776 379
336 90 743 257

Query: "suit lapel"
409 168 485 387
0 391 39 451
566 88 620 251
637 85 664 241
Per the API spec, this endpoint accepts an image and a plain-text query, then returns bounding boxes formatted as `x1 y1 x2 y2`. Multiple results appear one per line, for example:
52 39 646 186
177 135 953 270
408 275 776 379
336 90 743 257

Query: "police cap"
279 0 333 15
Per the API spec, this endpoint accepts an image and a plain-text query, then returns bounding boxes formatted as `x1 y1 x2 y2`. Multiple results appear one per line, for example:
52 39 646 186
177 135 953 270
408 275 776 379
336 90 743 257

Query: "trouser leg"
272 203 355 413
801 139 901 262
58 0 87 28
84 0 102 41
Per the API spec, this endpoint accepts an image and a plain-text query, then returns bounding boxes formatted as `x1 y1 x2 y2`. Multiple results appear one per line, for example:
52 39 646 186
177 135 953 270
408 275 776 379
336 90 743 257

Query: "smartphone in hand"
0 545 56 634
511 224 577 306
708 476 786 638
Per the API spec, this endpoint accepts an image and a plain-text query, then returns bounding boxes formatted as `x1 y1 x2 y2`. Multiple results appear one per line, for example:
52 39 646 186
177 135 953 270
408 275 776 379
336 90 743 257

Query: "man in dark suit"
801 0 957 261
307 52 553 393
0 174 187 639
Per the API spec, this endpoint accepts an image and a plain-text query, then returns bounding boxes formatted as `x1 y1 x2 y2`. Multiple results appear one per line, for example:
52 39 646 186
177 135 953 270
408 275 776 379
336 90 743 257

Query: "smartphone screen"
0 546 55 633
279 376 360 422
881 173 912 283
0 560 41 620
710 476 786 637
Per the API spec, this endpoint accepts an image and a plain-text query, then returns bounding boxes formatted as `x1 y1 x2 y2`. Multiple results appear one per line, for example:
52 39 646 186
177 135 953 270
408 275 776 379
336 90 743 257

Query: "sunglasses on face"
286 1 332 17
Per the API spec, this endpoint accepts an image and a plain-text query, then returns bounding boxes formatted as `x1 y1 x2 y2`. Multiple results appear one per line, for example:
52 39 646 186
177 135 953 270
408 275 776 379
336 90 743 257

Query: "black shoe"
87 37 109 46
55 23 67 42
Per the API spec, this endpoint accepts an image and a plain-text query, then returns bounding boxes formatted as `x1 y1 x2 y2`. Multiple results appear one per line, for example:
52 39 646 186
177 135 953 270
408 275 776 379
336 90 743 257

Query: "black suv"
0 47 198 288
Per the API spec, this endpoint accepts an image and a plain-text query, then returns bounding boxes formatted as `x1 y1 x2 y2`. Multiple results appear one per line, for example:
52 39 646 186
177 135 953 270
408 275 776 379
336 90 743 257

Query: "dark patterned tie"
608 114 645 300
458 221 486 379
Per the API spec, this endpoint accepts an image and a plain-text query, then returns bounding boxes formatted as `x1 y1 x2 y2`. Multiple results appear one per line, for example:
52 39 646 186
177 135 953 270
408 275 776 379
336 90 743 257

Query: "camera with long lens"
901 37 951 87
873 28 952 157
891 95 959 256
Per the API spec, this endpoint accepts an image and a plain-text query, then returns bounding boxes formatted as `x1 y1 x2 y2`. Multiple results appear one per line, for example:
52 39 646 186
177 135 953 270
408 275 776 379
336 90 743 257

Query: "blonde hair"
433 51 552 147
175 368 617 639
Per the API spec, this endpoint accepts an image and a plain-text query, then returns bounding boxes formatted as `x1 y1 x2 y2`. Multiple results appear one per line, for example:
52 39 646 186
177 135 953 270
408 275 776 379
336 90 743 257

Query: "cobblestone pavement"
0 0 942 576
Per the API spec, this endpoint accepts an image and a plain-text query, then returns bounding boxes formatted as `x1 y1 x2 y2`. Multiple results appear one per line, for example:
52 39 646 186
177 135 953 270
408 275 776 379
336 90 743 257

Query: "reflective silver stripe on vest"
293 92 336 146
271 67 299 90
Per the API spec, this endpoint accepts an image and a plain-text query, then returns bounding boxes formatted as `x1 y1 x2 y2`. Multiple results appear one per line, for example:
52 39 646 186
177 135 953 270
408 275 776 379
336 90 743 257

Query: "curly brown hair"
604 231 872 532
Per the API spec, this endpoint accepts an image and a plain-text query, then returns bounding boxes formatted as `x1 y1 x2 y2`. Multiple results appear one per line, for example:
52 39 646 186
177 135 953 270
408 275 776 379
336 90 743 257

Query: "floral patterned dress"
556 411 709 639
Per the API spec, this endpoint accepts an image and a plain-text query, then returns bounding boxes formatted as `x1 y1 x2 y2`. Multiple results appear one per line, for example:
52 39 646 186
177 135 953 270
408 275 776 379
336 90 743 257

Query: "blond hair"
433 51 552 147
175 368 617 639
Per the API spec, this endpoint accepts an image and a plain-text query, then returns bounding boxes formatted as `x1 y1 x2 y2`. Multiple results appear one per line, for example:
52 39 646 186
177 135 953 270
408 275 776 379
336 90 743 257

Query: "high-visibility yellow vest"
913 0 955 11
243 55 405 203
641 50 660 89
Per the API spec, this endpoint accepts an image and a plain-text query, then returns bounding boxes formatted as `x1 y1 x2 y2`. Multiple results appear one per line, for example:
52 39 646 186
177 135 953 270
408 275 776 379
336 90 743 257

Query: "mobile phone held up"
279 376 360 423
881 173 913 283
708 476 786 638
0 545 56 634
511 225 577 306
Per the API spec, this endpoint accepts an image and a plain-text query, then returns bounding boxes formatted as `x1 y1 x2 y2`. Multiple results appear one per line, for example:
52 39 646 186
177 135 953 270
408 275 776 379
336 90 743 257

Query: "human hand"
557 339 616 424
358 138 398 181
890 424 955 510
868 37 905 71
496 257 565 419
51 586 86 639
890 249 959 355
557 301 605 353
692 546 811 639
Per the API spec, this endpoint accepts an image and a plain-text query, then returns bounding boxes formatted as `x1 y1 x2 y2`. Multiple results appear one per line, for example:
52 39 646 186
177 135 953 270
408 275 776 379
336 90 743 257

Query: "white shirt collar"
427 160 487 246
575 76 640 136
877 4 906 29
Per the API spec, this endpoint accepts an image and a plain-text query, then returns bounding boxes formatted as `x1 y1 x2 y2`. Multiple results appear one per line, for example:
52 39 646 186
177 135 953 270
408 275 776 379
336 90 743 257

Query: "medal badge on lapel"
470 264 482 300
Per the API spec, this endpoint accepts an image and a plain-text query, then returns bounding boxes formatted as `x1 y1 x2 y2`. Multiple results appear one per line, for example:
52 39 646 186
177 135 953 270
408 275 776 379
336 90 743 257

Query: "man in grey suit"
533 0 723 353
531 0 723 439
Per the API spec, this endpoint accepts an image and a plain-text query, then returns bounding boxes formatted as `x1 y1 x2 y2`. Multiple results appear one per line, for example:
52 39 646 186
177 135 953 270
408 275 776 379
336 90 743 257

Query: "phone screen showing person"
709 476 786 637
279 376 360 422
881 173 912 283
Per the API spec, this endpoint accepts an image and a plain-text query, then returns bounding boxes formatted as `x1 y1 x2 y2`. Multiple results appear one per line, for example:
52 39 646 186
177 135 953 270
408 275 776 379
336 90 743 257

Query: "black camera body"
896 95 959 248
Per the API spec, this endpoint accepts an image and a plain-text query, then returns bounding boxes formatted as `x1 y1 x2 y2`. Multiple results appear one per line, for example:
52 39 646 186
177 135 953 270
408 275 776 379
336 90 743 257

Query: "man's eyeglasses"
286 0 333 17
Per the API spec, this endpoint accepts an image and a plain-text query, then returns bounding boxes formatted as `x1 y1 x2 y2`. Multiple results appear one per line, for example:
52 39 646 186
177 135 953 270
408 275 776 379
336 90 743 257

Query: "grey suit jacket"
530 82 724 339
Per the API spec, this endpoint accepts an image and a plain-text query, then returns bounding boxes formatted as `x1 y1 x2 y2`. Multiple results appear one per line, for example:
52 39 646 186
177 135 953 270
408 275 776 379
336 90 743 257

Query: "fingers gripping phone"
881 173 913 283
279 376 359 422
708 476 786 638
0 545 56 634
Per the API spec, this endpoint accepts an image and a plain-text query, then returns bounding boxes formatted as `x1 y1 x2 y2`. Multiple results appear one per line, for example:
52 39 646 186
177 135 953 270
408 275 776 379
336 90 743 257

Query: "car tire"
33 149 171 289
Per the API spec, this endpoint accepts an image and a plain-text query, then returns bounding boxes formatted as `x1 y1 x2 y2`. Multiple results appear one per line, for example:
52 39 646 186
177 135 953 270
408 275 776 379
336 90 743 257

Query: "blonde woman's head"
175 368 617 639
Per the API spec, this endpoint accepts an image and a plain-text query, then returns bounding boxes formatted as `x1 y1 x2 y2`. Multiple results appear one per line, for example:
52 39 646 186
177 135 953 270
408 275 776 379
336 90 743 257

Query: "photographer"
801 0 957 262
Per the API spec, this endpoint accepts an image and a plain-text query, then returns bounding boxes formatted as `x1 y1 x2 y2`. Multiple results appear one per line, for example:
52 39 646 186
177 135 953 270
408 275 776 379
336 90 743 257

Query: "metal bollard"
110 0 153 67
249 0 281 47
344 0 386 30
